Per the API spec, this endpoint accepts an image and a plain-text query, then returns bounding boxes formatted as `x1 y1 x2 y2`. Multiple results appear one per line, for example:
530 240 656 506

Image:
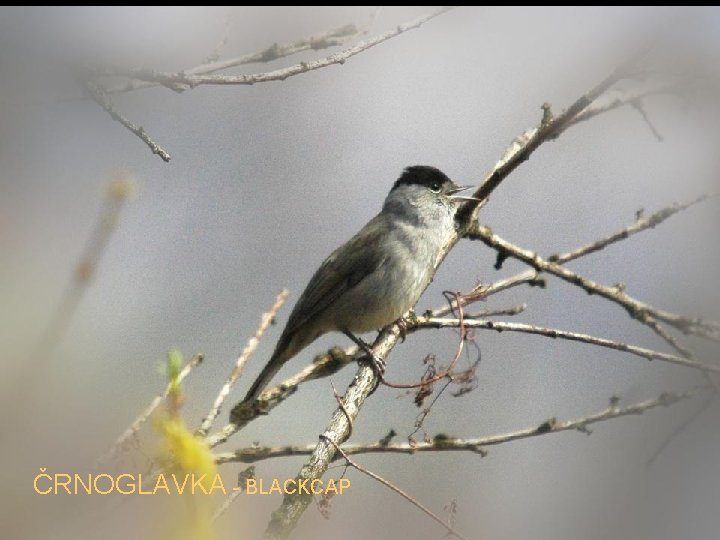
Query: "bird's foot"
395 310 416 342
355 339 386 377
396 319 409 342
367 352 386 376
342 328 386 378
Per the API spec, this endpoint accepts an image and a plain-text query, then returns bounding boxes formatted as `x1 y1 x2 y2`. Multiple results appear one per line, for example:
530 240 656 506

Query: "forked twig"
321 435 468 540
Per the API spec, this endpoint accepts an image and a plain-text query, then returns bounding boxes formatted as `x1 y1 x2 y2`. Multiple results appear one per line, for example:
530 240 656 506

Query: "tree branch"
196 289 288 437
80 78 171 162
97 8 454 89
418 317 720 374
104 21 367 95
261 40 649 540
441 195 714 319
207 345 358 448
549 194 715 263
323 436 468 540
216 387 705 464
465 223 720 340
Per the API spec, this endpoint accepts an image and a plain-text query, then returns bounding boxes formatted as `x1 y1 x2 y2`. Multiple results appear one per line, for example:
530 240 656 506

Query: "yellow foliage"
154 349 217 540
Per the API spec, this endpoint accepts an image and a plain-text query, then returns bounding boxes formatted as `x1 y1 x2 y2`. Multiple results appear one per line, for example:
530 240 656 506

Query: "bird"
242 165 474 403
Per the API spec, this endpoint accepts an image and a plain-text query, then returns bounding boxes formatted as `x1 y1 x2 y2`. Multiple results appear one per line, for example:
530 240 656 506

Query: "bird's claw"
395 311 416 342
396 318 410 342
368 353 386 376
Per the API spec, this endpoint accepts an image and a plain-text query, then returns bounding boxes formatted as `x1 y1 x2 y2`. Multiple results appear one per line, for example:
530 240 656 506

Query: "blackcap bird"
242 165 474 403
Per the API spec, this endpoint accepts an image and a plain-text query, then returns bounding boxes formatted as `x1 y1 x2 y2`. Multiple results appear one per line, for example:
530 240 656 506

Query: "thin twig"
321 435 468 540
381 291 467 389
570 81 684 126
103 22 365 95
262 49 641 536
100 353 204 463
99 8 454 89
420 318 720 374
212 466 256 522
465 223 720 340
550 194 715 263
207 345 358 448
442 196 713 319
631 99 664 141
433 270 543 318
216 387 705 464
196 289 288 437
456 50 643 222
467 304 527 318
646 389 716 467
80 78 171 162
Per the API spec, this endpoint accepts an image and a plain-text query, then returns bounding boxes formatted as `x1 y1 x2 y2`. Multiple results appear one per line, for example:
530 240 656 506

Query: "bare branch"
262 328 401 539
216 387 705 464
323 436 468 540
28 177 133 365
99 8 454 89
419 317 720 374
104 22 366 95
206 345 358 448
468 304 527 318
262 48 668 537
571 81 683 126
443 195 713 319
456 55 645 222
465 223 720 340
432 270 543 318
646 389 716 467
212 466 256 522
80 78 171 161
196 289 288 437
550 194 715 263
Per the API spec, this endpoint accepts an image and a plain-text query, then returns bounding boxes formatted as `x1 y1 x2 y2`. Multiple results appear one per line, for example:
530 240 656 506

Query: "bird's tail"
242 332 296 403
243 354 284 403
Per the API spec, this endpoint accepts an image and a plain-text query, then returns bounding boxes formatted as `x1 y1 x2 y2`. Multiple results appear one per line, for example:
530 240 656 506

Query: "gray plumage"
243 166 471 402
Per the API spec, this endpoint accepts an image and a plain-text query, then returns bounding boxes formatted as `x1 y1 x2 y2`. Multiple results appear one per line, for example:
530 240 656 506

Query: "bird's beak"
448 185 480 202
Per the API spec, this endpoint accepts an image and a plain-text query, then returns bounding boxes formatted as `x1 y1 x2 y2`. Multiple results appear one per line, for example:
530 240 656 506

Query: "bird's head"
383 165 475 225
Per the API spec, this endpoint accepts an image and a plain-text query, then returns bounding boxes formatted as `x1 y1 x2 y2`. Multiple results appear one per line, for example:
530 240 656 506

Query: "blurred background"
1 6 719 540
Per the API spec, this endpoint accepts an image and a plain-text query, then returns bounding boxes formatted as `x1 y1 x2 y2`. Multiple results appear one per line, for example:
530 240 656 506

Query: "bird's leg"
341 329 386 376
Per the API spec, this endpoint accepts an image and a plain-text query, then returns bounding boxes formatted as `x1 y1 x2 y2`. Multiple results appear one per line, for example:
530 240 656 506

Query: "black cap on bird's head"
392 165 452 192
391 165 476 201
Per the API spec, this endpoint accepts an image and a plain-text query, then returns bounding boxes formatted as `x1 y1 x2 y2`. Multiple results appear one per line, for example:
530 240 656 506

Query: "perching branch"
208 345 358 448
261 40 651 540
263 326 401 539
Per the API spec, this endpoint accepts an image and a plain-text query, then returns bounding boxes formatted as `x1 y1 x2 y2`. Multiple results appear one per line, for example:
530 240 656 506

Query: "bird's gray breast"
329 215 449 333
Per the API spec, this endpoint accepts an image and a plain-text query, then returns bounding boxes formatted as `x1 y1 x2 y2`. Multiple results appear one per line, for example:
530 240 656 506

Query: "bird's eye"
429 182 442 193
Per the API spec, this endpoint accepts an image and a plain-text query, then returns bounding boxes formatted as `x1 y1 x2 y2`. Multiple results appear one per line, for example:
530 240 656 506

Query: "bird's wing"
282 214 389 337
